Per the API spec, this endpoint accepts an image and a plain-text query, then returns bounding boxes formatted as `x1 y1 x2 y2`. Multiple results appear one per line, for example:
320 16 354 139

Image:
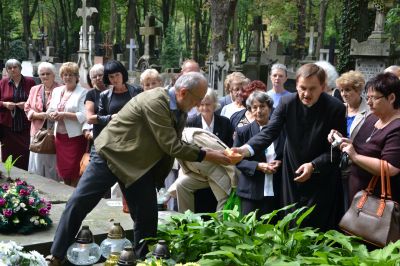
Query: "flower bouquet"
0 240 46 266
0 178 52 234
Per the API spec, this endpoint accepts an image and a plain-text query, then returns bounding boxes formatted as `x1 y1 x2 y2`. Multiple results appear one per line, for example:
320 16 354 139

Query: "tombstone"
126 38 137 71
137 13 161 71
305 26 318 61
212 52 230 97
41 46 60 63
261 39 291 66
76 0 98 88
88 25 95 66
99 32 114 60
242 16 269 86
206 57 214 88
350 2 395 81
21 61 34 77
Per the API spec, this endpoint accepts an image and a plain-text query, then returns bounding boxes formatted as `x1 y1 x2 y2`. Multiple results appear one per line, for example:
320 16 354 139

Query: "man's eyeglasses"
366 95 385 102
91 74 104 80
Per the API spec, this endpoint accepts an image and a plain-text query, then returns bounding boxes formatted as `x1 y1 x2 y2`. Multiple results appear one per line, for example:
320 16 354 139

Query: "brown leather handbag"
29 127 56 154
339 160 400 247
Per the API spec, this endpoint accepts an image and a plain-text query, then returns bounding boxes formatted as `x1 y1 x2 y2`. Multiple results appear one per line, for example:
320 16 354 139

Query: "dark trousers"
50 153 158 259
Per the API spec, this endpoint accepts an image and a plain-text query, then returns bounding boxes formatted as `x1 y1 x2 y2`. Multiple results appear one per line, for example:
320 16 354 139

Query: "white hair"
38 62 56 75
314 60 338 90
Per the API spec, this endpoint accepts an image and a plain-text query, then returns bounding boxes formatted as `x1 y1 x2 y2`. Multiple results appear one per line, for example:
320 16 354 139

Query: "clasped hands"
47 111 65 121
257 160 281 174
3 101 24 110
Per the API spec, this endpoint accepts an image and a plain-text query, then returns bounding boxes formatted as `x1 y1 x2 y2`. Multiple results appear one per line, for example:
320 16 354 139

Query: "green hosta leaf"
220 246 241 255
295 205 315 227
197 258 226 266
236 244 254 250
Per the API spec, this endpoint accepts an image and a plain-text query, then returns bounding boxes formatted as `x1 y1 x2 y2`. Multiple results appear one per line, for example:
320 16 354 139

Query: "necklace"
366 127 379 143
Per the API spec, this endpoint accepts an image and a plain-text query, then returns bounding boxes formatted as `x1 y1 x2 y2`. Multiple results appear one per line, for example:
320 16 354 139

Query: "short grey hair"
174 72 207 92
89 64 104 78
271 63 287 76
140 68 162 83
5 59 22 70
246 91 274 110
202 87 220 110
38 62 56 75
315 60 338 90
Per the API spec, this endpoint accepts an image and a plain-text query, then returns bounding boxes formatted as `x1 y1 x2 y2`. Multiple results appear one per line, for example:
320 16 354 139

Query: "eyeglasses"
63 73 77 78
40 72 52 76
187 89 204 102
366 95 385 102
251 105 269 111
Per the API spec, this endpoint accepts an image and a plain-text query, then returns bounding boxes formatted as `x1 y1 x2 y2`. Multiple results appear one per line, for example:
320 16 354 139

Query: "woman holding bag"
24 62 60 180
47 62 87 187
329 72 400 203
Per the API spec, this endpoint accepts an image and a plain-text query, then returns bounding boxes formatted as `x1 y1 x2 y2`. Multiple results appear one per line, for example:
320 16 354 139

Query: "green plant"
6 40 27 63
4 155 20 179
149 205 400 265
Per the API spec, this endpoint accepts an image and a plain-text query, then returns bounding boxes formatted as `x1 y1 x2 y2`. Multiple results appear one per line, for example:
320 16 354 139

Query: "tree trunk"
294 0 306 59
109 0 116 43
22 0 39 55
315 0 329 59
59 0 69 61
125 0 137 45
0 0 4 57
210 0 237 58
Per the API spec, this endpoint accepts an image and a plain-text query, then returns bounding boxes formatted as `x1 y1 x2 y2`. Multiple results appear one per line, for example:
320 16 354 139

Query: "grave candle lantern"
100 222 132 258
66 225 101 265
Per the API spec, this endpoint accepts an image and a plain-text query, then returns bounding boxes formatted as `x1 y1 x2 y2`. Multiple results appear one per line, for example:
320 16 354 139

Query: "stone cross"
248 16 267 60
76 0 98 51
38 27 47 55
88 25 95 66
306 26 318 58
139 13 161 58
213 52 230 97
206 57 214 88
100 32 113 59
126 39 137 71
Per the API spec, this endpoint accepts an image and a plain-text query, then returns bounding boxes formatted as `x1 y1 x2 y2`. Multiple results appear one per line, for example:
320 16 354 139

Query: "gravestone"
261 39 291 66
0 165 177 259
242 16 269 86
206 57 214 88
137 13 161 71
126 38 137 71
76 0 98 88
350 2 395 81
21 61 34 77
41 46 60 63
212 52 230 97
305 26 318 61
99 32 114 61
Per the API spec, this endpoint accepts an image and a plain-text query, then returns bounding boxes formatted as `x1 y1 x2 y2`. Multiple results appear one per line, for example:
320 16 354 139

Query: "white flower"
0 241 46 266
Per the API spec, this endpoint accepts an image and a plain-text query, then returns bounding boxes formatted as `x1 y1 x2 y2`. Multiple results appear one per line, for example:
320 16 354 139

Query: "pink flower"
1 184 8 191
39 208 48 216
0 198 5 206
3 209 13 217
16 180 24 186
46 202 52 210
19 189 29 196
29 198 35 205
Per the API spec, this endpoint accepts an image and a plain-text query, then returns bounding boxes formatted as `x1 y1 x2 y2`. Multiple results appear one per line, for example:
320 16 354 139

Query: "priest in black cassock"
233 63 346 231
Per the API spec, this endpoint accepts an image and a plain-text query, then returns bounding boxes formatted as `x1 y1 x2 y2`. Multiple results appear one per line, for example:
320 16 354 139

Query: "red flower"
19 189 29 196
0 198 5 207
3 209 13 217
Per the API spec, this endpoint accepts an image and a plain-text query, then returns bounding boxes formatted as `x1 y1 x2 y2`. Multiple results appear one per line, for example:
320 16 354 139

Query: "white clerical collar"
201 115 215 133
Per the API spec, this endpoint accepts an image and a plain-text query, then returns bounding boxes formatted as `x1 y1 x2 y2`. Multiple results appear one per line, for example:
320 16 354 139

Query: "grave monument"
137 13 161 71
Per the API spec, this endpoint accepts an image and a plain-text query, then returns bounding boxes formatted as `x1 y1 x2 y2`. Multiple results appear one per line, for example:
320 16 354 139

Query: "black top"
85 89 102 139
247 92 346 230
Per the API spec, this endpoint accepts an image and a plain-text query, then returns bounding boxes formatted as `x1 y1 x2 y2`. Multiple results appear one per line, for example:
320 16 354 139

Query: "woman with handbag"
335 70 369 211
0 59 35 170
47 62 87 187
24 62 60 180
330 72 400 203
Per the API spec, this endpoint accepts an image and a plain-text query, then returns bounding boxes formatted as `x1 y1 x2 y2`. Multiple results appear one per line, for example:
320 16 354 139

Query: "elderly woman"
140 68 162 91
234 91 285 218
83 64 107 142
335 70 369 211
186 88 233 147
315 60 343 102
230 80 267 129
0 59 35 170
24 62 60 180
47 62 87 187
220 73 249 119
332 72 400 204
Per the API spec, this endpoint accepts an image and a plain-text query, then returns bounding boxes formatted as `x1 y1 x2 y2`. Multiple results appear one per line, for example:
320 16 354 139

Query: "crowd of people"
1 58 400 265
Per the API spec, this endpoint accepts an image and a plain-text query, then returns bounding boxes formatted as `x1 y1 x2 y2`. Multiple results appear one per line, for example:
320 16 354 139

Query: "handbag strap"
384 160 392 199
